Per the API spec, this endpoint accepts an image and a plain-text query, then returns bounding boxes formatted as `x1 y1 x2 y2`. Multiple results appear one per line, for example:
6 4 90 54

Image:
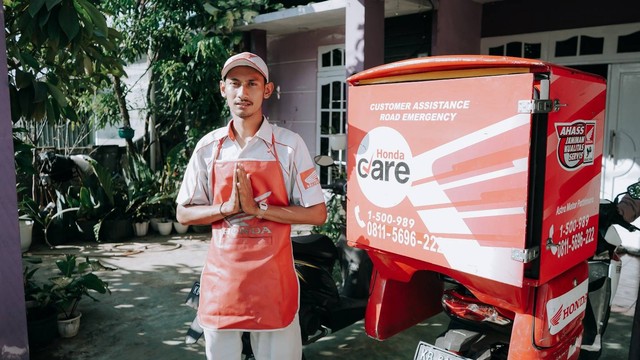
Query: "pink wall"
265 26 345 155
0 6 29 358
259 2 483 155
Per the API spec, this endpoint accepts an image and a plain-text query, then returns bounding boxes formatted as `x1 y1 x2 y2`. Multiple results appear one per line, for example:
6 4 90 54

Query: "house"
236 0 640 244
0 0 638 355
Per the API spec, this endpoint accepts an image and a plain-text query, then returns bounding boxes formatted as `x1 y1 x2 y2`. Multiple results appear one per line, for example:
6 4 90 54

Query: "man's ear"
219 80 226 97
263 82 274 99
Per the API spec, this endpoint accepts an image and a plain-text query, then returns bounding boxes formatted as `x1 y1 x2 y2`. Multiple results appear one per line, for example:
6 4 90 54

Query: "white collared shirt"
177 118 325 208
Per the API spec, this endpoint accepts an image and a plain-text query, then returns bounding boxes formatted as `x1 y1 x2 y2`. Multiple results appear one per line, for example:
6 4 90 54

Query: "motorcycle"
415 181 640 360
183 154 372 358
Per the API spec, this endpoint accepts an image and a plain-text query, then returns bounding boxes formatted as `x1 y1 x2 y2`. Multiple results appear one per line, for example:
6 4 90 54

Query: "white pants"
203 315 302 360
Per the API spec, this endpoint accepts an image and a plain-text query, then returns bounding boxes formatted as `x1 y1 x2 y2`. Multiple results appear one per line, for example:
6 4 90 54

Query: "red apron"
198 134 298 330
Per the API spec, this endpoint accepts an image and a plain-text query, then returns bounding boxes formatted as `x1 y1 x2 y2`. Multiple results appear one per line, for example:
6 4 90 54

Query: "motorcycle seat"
292 233 338 260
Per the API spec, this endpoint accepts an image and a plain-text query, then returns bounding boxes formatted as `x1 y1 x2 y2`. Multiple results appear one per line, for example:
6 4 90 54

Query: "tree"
6 0 281 207
4 0 124 127
101 0 279 165
5 0 124 204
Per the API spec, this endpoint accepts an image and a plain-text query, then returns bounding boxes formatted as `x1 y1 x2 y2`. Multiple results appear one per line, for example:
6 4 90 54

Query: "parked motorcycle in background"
422 181 640 360
183 154 372 359
296 155 373 345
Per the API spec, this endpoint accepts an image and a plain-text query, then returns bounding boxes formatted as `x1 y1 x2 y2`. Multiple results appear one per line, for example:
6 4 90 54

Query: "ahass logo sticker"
555 120 596 171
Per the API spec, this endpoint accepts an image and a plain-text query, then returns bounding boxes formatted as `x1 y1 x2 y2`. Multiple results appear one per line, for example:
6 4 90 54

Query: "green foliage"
76 88 122 129
313 192 346 241
25 254 111 320
4 0 124 125
23 265 56 319
18 195 46 228
121 143 189 222
151 142 190 220
122 151 158 222
50 254 110 319
14 129 40 222
8 0 286 235
45 157 128 243
13 128 36 177
100 0 281 161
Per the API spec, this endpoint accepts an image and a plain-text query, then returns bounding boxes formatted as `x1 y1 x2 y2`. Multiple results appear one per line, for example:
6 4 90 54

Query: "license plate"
413 341 470 360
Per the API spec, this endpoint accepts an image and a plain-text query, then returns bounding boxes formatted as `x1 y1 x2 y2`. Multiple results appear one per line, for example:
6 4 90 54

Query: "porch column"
243 29 267 60
430 0 482 55
0 6 29 359
345 0 385 77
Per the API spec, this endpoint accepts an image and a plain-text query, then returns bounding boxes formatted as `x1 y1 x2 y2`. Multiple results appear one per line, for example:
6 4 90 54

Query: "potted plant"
152 197 175 236
122 151 159 237
48 254 111 337
14 133 43 251
72 157 132 243
118 126 135 140
42 156 131 245
23 263 58 349
173 221 189 235
17 194 46 252
130 201 152 237
150 144 185 236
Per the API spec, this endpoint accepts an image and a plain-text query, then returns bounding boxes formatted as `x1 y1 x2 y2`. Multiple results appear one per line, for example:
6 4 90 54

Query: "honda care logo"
545 279 588 335
555 120 596 171
356 127 412 208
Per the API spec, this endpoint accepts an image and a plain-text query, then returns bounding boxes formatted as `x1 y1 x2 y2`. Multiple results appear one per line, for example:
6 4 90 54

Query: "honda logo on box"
545 279 588 335
355 127 413 208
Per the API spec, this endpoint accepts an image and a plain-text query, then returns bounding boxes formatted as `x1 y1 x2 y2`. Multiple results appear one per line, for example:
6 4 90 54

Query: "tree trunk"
112 76 135 152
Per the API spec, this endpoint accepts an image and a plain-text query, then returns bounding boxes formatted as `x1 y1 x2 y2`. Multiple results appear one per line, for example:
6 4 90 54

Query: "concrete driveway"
26 234 637 360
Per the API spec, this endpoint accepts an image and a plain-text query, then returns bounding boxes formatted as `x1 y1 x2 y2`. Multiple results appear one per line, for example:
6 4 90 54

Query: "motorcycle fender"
364 269 443 340
534 261 589 347
510 312 584 360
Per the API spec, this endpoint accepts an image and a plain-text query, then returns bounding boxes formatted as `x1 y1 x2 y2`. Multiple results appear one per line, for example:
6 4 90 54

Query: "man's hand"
236 163 259 216
220 164 241 216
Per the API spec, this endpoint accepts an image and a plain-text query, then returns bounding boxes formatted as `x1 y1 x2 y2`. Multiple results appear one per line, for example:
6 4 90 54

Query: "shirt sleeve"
289 133 326 208
176 143 212 206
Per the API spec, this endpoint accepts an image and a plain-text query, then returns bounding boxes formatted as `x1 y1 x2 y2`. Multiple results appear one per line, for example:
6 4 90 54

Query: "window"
481 23 640 65
618 30 640 53
317 46 346 185
488 41 541 59
555 35 604 57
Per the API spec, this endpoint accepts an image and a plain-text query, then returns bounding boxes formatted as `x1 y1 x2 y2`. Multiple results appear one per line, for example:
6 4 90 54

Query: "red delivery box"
346 55 606 287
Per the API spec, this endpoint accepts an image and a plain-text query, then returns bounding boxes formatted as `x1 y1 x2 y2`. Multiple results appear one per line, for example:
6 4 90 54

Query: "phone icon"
354 205 366 228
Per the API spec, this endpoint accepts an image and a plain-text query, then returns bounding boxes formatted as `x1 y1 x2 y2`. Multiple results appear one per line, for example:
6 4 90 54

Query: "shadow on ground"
24 235 637 360
26 235 209 360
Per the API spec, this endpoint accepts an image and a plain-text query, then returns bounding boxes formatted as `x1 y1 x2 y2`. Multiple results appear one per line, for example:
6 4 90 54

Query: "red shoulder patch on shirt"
300 168 320 190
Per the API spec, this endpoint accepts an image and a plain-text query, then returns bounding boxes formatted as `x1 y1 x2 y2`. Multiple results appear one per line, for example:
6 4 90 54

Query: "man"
176 52 327 360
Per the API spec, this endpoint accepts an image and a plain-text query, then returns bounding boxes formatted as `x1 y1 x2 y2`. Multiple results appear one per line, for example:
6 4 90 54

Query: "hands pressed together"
219 163 260 217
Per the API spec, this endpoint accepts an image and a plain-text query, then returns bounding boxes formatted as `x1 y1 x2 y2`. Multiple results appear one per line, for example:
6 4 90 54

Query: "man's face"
220 66 273 119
